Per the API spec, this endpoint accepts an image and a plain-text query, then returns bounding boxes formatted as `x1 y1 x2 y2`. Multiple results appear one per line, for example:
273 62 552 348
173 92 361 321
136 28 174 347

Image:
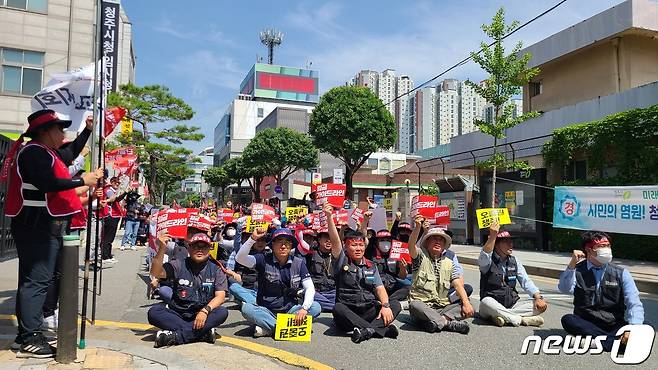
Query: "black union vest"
480 253 519 309
372 255 399 292
257 254 304 313
335 256 377 308
573 262 627 329
306 250 335 292
169 259 219 320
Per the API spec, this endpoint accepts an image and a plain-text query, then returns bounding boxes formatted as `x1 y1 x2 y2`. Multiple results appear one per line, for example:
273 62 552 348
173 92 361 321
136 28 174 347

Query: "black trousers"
42 246 63 317
101 216 120 260
11 213 64 340
332 300 402 337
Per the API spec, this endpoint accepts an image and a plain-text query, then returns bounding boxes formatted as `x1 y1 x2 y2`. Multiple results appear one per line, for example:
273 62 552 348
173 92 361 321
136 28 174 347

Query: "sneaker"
119 245 126 251
103 257 118 264
10 336 22 351
253 325 271 338
17 334 55 358
424 320 440 333
202 328 216 344
154 330 177 348
521 315 544 327
384 324 399 339
445 320 470 335
42 310 58 332
400 300 409 311
130 245 137 251
492 316 506 327
351 327 375 344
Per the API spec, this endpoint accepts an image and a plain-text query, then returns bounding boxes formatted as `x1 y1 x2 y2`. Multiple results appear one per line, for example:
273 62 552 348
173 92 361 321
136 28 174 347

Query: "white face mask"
226 228 236 238
166 241 176 253
378 241 392 253
595 247 613 264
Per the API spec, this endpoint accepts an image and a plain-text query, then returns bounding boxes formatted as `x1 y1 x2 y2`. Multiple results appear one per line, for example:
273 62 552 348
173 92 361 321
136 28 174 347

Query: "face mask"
166 241 176 253
378 241 392 253
595 247 613 264
226 228 236 238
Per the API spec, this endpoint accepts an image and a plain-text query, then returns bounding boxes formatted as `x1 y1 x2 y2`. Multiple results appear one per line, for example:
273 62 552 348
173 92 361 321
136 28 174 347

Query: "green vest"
410 248 453 307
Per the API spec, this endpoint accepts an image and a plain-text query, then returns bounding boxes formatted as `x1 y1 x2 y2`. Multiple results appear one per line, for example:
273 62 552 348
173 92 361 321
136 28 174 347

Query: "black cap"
344 229 365 241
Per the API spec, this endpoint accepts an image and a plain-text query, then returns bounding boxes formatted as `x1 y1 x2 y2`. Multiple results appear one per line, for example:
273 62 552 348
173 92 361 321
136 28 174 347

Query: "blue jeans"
229 283 257 305
314 290 336 312
121 219 140 247
147 303 228 344
158 286 173 304
241 301 321 332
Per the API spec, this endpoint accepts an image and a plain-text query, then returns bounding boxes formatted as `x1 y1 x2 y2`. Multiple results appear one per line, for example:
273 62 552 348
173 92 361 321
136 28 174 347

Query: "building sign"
441 197 465 221
553 186 658 236
239 63 319 103
100 0 120 92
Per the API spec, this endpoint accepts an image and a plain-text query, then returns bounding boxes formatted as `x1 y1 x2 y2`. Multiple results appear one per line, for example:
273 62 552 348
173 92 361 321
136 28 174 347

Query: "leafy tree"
309 86 396 197
241 128 319 185
108 84 200 204
203 166 232 202
465 8 540 207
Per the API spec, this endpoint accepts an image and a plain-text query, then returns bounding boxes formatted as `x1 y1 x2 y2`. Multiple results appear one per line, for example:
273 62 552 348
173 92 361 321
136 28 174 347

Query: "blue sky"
121 0 623 153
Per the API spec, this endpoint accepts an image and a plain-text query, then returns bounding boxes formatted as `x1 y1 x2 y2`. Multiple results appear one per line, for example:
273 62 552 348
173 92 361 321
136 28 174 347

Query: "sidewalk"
451 244 658 294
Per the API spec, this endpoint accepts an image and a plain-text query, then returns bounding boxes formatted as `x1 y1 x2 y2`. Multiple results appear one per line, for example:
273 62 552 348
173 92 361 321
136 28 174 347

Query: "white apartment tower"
437 79 460 145
409 86 437 153
459 81 487 135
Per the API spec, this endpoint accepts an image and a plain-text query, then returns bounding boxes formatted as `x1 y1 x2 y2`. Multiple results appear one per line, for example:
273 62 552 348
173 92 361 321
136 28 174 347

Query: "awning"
435 174 479 193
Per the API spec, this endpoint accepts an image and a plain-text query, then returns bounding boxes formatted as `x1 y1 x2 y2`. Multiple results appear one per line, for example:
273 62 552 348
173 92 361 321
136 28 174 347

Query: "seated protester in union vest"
236 227 321 338
478 222 548 327
557 231 644 352
1 110 102 358
226 224 270 307
295 228 337 312
147 233 229 348
371 230 411 303
405 215 473 334
323 204 402 344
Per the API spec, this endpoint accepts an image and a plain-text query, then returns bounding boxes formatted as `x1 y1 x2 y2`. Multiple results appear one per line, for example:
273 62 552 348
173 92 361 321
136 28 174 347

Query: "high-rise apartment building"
459 81 487 135
409 86 437 153
437 79 460 145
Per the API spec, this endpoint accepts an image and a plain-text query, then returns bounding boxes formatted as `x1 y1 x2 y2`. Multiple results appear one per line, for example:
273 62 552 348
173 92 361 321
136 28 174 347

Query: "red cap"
189 233 212 246
398 222 413 231
376 230 392 239
496 231 514 239
302 229 317 236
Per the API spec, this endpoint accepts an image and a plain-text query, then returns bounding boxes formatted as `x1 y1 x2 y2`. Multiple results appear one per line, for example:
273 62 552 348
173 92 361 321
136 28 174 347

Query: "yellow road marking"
0 314 333 370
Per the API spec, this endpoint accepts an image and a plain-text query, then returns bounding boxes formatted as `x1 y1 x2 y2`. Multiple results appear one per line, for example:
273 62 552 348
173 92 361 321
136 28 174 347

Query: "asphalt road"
84 248 658 369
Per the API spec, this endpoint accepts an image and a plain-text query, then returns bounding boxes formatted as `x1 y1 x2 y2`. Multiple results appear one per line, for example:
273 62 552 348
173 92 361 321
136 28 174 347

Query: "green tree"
309 86 396 197
203 166 233 202
466 8 540 207
241 127 319 185
108 84 200 204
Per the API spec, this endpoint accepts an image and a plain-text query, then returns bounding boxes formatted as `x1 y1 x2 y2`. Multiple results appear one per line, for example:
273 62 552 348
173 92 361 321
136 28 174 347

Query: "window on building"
257 107 264 118
529 81 542 97
2 0 47 12
1 48 44 95
565 160 587 181
366 158 378 167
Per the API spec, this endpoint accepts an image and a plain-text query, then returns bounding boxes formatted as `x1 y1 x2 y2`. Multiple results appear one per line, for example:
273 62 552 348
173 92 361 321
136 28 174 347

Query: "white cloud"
152 16 237 48
167 50 244 97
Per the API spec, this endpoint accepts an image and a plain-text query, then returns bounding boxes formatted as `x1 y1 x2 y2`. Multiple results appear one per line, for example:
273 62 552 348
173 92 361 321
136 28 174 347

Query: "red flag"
103 106 127 138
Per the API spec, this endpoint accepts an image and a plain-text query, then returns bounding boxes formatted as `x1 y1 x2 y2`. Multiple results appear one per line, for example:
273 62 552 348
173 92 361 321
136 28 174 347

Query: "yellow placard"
274 313 312 342
209 242 219 260
383 198 393 211
120 117 133 135
476 208 512 229
245 216 268 233
285 206 308 223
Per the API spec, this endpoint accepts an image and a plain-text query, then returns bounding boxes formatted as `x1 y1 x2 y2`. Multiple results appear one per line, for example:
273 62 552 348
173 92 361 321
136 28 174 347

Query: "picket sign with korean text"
315 183 346 208
476 208 512 229
251 203 276 222
188 213 213 232
156 208 188 238
429 206 451 226
389 240 411 264
285 206 309 224
410 195 439 218
245 216 269 233
553 186 658 236
274 314 312 342
219 208 235 223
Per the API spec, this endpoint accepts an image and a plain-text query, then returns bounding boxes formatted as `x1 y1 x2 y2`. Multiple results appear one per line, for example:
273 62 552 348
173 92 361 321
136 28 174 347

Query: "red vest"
71 207 88 230
107 186 124 218
96 185 111 219
5 142 82 218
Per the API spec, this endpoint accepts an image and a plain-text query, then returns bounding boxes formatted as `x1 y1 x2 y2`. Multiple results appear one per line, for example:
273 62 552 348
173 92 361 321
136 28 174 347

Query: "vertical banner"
553 186 658 236
100 0 120 92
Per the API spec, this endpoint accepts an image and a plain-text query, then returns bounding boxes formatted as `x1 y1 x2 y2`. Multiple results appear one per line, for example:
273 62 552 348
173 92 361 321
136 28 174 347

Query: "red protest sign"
219 208 234 222
389 240 411 264
156 208 188 239
335 209 349 226
429 206 451 226
311 211 321 230
188 213 213 232
351 208 365 224
251 203 276 223
410 195 439 218
315 183 346 208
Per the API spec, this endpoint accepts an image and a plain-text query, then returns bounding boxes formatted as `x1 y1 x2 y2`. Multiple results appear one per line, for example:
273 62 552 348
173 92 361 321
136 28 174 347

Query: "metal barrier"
0 135 16 261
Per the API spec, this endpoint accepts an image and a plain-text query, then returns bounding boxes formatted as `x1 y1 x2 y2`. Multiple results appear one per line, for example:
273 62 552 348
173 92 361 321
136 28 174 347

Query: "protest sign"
476 208 512 229
219 208 235 223
383 198 393 211
245 216 269 233
315 183 346 208
368 207 388 232
553 186 658 236
410 195 439 218
285 206 308 224
156 208 188 238
429 206 451 226
188 213 213 232
209 242 219 260
389 240 411 264
274 314 312 342
350 208 365 224
120 117 133 136
251 203 276 222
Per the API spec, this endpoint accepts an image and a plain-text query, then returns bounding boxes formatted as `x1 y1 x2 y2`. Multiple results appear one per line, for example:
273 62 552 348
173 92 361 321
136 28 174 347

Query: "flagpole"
80 0 103 350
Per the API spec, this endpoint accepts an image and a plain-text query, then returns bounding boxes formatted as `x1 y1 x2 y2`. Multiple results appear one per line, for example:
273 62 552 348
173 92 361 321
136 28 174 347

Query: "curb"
459 257 658 294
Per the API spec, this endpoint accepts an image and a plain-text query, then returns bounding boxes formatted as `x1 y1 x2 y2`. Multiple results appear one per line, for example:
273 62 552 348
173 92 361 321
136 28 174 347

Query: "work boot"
385 324 399 339
424 320 441 333
253 325 271 338
351 327 375 343
17 333 55 358
521 315 544 327
154 330 177 348
445 320 470 335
